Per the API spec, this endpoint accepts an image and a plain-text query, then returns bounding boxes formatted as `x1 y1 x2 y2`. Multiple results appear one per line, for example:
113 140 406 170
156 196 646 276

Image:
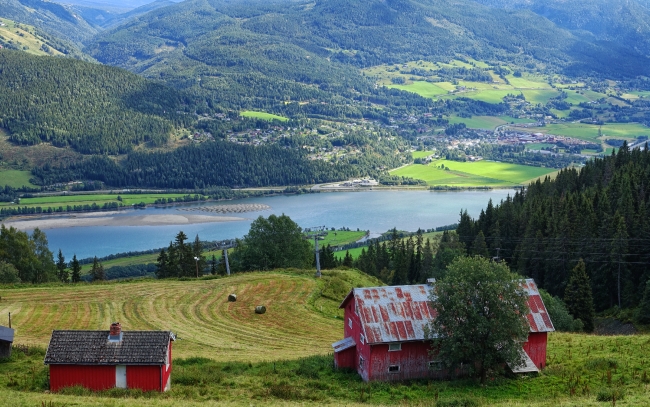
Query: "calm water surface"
41 190 514 259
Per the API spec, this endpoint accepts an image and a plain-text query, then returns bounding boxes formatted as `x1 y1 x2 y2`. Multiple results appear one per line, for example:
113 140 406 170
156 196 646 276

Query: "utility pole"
194 256 199 278
222 249 231 276
304 226 327 278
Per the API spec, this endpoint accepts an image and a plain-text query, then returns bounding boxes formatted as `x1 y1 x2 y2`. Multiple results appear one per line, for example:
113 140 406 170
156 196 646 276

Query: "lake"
26 190 515 259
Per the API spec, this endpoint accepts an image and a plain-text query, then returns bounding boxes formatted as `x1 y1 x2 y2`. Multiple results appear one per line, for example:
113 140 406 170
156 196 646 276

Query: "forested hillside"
456 143 650 311
0 50 193 154
31 142 360 188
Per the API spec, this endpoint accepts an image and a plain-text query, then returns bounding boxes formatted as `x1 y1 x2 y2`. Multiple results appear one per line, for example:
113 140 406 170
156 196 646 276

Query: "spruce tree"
210 254 217 275
56 249 69 283
564 259 595 332
342 250 353 267
90 257 105 282
637 280 650 325
70 255 81 283
471 230 489 258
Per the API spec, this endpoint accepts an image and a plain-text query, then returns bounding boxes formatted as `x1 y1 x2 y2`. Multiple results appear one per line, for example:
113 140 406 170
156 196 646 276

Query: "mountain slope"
0 49 192 154
84 0 650 116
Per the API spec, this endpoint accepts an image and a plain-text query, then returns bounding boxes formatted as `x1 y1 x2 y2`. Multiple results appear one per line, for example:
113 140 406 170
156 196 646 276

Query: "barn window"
388 342 402 351
360 334 365 345
348 318 352 329
429 360 443 371
359 356 365 368
354 303 359 316
388 365 400 373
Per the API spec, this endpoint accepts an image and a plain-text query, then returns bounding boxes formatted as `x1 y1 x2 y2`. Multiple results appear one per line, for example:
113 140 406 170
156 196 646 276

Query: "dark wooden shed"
0 325 14 358
44 322 175 392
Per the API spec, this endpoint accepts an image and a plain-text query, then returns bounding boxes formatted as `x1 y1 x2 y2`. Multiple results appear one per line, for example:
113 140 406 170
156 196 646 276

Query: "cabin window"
360 334 365 345
348 318 352 329
429 360 443 371
388 342 402 351
388 365 400 373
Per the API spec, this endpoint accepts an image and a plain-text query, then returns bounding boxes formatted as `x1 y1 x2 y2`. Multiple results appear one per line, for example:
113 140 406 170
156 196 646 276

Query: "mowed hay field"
0 270 380 362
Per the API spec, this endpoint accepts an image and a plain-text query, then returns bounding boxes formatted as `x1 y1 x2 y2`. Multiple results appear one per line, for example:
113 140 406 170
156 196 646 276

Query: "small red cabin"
44 323 175 392
332 279 554 381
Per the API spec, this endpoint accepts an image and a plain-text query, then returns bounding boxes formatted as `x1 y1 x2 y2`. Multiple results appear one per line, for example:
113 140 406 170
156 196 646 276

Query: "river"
10 190 515 259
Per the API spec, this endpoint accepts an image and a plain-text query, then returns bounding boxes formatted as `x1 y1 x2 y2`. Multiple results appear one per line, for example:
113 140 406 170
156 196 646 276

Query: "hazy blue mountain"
0 0 98 43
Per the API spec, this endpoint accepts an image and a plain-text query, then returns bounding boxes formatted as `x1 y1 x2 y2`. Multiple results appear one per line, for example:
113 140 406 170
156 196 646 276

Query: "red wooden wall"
126 365 161 391
49 365 115 391
334 346 356 369
162 341 173 391
523 332 548 369
368 341 439 381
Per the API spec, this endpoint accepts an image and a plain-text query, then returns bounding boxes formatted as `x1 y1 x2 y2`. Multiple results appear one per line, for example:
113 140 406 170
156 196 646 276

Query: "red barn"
44 322 175 392
332 279 554 381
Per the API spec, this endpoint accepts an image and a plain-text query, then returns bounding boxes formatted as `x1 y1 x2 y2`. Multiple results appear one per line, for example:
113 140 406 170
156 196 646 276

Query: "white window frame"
359 356 365 368
348 318 352 329
388 365 400 373
360 333 365 345
388 342 402 351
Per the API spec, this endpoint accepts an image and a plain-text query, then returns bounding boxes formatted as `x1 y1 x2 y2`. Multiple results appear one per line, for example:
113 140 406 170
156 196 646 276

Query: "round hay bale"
255 305 267 314
228 294 237 302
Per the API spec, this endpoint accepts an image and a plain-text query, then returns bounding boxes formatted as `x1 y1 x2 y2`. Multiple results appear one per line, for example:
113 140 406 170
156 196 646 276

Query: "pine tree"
90 256 105 282
70 254 81 283
156 248 169 278
564 259 595 332
210 254 217 275
342 250 353 267
56 249 69 283
471 231 489 258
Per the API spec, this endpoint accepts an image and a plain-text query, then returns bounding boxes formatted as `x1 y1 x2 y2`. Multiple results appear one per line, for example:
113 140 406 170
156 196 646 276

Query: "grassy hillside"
0 18 65 56
1 270 649 406
0 269 380 360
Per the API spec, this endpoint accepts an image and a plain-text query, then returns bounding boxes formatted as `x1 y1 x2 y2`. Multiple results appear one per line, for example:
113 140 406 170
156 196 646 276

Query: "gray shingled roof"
44 330 174 365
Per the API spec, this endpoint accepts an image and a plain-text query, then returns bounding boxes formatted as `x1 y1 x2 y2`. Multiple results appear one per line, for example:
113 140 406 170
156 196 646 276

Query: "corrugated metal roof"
340 279 553 345
332 336 356 352
522 279 555 333
342 285 436 344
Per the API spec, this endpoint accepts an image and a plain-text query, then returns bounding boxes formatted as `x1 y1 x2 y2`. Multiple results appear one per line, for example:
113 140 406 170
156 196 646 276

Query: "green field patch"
456 89 514 103
435 160 555 184
526 143 556 150
505 75 551 89
240 111 289 122
521 89 560 105
448 115 506 129
525 123 649 142
1 193 207 210
0 170 38 188
498 116 536 124
314 230 366 248
550 108 570 118
412 150 435 159
388 81 448 98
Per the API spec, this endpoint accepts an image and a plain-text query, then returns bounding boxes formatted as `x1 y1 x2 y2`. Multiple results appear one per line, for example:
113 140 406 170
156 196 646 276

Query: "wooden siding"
368 341 438 382
162 341 172 391
334 346 356 369
523 332 548 369
50 365 115 391
126 365 161 391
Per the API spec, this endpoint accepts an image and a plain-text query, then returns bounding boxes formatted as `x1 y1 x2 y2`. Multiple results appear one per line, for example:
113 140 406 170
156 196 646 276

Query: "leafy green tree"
637 280 650 324
427 256 530 384
232 214 312 271
539 289 583 332
56 249 69 283
90 257 105 282
564 259 595 332
70 255 81 283
0 260 20 284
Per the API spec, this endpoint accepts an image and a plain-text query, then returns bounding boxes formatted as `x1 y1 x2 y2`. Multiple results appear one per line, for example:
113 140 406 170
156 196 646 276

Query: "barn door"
115 365 127 388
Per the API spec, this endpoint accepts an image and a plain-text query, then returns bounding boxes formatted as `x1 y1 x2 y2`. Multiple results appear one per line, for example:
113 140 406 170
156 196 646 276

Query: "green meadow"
0 170 38 189
389 81 448 98
240 111 289 122
391 160 556 187
412 150 435 159
447 115 534 130
523 123 650 142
